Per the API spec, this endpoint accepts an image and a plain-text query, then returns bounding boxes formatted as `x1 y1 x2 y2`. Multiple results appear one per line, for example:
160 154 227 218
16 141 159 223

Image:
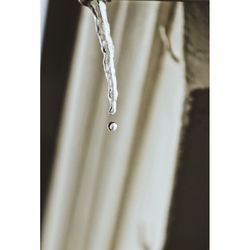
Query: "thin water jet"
79 0 118 131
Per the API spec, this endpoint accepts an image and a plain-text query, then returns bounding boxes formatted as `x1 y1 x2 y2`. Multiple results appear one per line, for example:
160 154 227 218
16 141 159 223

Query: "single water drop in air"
107 122 118 132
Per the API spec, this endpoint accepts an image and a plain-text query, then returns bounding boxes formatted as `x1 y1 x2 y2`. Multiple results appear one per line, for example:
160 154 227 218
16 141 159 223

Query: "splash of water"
88 0 118 118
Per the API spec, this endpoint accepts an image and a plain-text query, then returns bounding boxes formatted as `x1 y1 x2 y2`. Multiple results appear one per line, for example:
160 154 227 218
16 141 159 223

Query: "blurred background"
41 1 209 250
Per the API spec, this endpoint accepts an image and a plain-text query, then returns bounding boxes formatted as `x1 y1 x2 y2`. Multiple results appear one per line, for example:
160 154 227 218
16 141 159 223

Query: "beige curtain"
42 2 186 250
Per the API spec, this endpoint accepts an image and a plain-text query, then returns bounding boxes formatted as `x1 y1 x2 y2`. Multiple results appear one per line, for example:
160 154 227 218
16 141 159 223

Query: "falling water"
85 0 118 131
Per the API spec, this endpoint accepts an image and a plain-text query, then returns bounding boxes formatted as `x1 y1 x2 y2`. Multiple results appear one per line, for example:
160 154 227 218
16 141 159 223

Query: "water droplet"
107 122 117 132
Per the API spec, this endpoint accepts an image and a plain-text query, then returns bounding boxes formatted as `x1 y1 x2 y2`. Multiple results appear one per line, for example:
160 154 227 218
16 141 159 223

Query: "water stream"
88 0 118 131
